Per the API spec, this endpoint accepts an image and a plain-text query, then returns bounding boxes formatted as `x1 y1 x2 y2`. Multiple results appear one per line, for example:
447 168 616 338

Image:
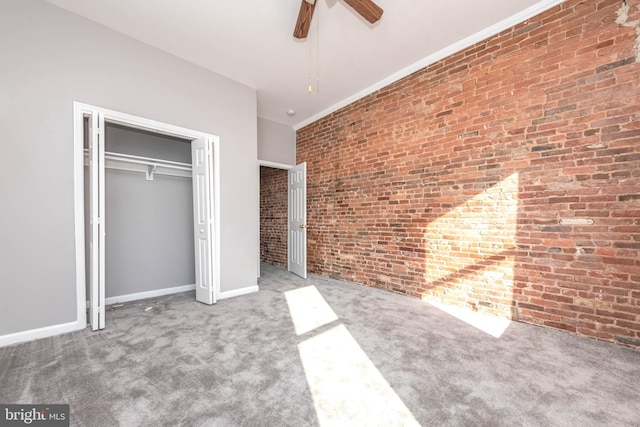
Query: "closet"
78 104 218 331
84 121 194 303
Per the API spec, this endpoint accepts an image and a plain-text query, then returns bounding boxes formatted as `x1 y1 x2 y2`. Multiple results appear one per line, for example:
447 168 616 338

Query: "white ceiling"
44 0 561 128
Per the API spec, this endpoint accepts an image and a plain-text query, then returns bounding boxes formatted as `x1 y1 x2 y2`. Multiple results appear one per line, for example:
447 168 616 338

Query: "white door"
288 162 307 278
191 137 216 305
89 112 106 331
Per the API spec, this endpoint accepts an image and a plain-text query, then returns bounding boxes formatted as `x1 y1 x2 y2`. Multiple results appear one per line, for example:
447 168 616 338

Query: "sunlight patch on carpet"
297 324 420 426
426 300 512 338
285 286 339 335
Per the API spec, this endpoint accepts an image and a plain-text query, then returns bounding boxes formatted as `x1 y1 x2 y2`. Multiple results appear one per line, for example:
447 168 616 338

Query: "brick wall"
297 0 640 347
260 166 288 267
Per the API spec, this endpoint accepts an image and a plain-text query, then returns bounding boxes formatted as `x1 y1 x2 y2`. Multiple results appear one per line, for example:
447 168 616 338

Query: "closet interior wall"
84 121 196 302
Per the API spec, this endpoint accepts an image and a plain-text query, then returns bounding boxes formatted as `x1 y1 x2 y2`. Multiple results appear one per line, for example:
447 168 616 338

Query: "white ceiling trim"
293 0 566 131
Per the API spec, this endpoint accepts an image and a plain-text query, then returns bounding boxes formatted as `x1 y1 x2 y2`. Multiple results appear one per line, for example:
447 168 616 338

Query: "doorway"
260 166 289 267
74 103 221 331
83 122 196 304
258 161 307 279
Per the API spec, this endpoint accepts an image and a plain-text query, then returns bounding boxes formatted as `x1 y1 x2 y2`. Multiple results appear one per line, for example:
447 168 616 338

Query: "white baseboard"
218 285 259 300
0 320 85 348
104 284 196 305
1 284 256 348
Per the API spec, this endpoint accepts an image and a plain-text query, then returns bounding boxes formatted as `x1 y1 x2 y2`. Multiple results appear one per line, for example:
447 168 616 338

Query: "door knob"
299 224 306 229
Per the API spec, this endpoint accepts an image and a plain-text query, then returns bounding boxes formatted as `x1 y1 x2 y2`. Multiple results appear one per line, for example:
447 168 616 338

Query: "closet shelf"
84 149 192 180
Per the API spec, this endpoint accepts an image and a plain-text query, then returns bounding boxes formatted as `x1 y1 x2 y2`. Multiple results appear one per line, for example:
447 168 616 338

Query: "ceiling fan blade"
343 0 384 24
293 0 317 39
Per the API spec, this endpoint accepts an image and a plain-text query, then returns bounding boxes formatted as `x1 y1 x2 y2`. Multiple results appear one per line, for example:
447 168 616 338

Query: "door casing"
73 102 221 330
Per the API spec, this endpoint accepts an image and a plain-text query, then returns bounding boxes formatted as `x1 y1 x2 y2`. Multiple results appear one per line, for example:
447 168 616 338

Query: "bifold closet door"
89 112 106 331
191 137 216 305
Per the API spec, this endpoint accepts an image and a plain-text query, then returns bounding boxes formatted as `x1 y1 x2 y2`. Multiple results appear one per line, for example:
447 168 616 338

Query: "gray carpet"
1 264 639 426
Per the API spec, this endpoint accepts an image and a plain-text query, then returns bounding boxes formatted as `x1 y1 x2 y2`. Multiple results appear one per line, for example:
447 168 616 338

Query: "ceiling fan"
294 0 384 39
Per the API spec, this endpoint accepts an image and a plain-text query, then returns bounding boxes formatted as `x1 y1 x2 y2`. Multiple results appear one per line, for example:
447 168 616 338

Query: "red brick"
260 167 288 267
296 0 640 349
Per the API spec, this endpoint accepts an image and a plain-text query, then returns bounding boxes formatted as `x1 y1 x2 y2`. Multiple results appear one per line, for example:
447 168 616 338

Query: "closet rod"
83 149 192 171
105 153 191 172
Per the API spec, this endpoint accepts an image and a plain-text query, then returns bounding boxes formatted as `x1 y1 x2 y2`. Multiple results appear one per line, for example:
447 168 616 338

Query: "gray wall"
106 123 192 163
105 171 195 298
0 0 258 336
84 125 195 300
257 118 296 165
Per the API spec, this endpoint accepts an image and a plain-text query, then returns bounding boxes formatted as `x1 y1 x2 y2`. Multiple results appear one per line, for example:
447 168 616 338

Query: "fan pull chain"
308 2 320 94
316 1 320 95
308 22 313 93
